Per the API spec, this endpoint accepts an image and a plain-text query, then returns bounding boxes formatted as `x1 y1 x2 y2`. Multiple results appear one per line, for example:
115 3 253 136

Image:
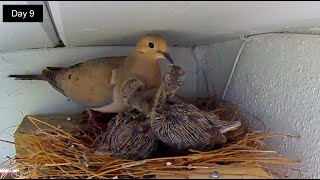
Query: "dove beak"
156 51 174 64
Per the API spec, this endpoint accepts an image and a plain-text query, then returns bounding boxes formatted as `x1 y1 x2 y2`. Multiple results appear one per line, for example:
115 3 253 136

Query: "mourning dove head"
162 64 186 96
163 65 185 87
120 78 154 113
121 79 144 103
135 35 174 64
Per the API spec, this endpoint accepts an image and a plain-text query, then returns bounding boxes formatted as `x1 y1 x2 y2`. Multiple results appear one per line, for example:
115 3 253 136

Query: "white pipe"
222 36 252 100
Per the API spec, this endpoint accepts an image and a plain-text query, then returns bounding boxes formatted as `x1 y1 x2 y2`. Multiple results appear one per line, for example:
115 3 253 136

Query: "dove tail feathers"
8 74 45 80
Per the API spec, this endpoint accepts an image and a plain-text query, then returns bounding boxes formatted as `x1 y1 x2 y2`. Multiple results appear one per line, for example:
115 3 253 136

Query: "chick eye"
148 42 154 48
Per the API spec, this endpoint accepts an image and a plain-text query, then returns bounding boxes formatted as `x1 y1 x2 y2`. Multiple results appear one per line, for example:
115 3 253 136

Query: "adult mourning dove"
8 35 174 128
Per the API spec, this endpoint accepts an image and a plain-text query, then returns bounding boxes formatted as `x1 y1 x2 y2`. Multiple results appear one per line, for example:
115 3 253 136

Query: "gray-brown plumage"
121 65 241 153
96 109 157 161
8 35 174 129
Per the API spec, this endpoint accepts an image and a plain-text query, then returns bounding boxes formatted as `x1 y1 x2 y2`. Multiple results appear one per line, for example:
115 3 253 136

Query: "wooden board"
14 113 86 158
156 163 273 179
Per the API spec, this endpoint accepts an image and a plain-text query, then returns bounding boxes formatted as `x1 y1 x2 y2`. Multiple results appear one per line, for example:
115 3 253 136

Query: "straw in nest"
0 113 299 179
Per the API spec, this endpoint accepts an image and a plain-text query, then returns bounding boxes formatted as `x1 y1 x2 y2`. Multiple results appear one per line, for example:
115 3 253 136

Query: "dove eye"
148 42 154 48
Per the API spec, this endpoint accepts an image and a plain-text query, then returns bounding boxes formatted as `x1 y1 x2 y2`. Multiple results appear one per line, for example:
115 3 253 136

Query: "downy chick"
96 109 157 161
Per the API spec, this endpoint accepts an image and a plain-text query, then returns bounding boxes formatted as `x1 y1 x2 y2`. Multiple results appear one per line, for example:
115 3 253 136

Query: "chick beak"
157 51 174 64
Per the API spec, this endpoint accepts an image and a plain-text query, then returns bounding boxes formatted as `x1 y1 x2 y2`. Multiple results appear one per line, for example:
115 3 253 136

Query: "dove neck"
127 53 161 88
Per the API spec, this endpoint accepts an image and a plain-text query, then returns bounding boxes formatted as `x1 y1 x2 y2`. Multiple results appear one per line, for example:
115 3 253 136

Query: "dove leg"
87 109 103 130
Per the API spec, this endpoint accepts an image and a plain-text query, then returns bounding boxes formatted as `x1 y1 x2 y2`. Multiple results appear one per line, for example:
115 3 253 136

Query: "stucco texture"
225 34 320 178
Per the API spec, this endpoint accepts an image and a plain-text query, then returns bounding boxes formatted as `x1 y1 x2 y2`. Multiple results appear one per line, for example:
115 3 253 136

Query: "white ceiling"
3 1 320 51
48 1 320 47
0 1 59 51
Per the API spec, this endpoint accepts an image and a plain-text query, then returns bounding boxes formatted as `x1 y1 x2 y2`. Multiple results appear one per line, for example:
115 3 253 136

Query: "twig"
0 138 18 145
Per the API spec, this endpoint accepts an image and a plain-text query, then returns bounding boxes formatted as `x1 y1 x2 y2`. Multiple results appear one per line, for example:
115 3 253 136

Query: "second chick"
96 109 157 160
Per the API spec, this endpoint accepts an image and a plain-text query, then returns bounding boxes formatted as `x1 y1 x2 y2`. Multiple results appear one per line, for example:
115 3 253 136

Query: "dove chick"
8 35 174 129
96 109 157 161
121 65 241 153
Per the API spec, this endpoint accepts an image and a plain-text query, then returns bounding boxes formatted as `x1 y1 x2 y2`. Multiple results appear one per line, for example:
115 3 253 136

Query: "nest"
0 97 298 179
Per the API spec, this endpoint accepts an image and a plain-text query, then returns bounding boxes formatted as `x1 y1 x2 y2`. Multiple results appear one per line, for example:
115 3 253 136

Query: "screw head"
211 171 220 179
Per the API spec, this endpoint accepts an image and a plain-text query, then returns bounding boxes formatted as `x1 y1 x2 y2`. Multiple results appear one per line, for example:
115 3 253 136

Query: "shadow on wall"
75 30 243 47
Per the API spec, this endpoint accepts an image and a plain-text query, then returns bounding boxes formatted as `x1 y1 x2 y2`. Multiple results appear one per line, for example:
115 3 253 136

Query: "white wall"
192 39 244 98
209 33 320 178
